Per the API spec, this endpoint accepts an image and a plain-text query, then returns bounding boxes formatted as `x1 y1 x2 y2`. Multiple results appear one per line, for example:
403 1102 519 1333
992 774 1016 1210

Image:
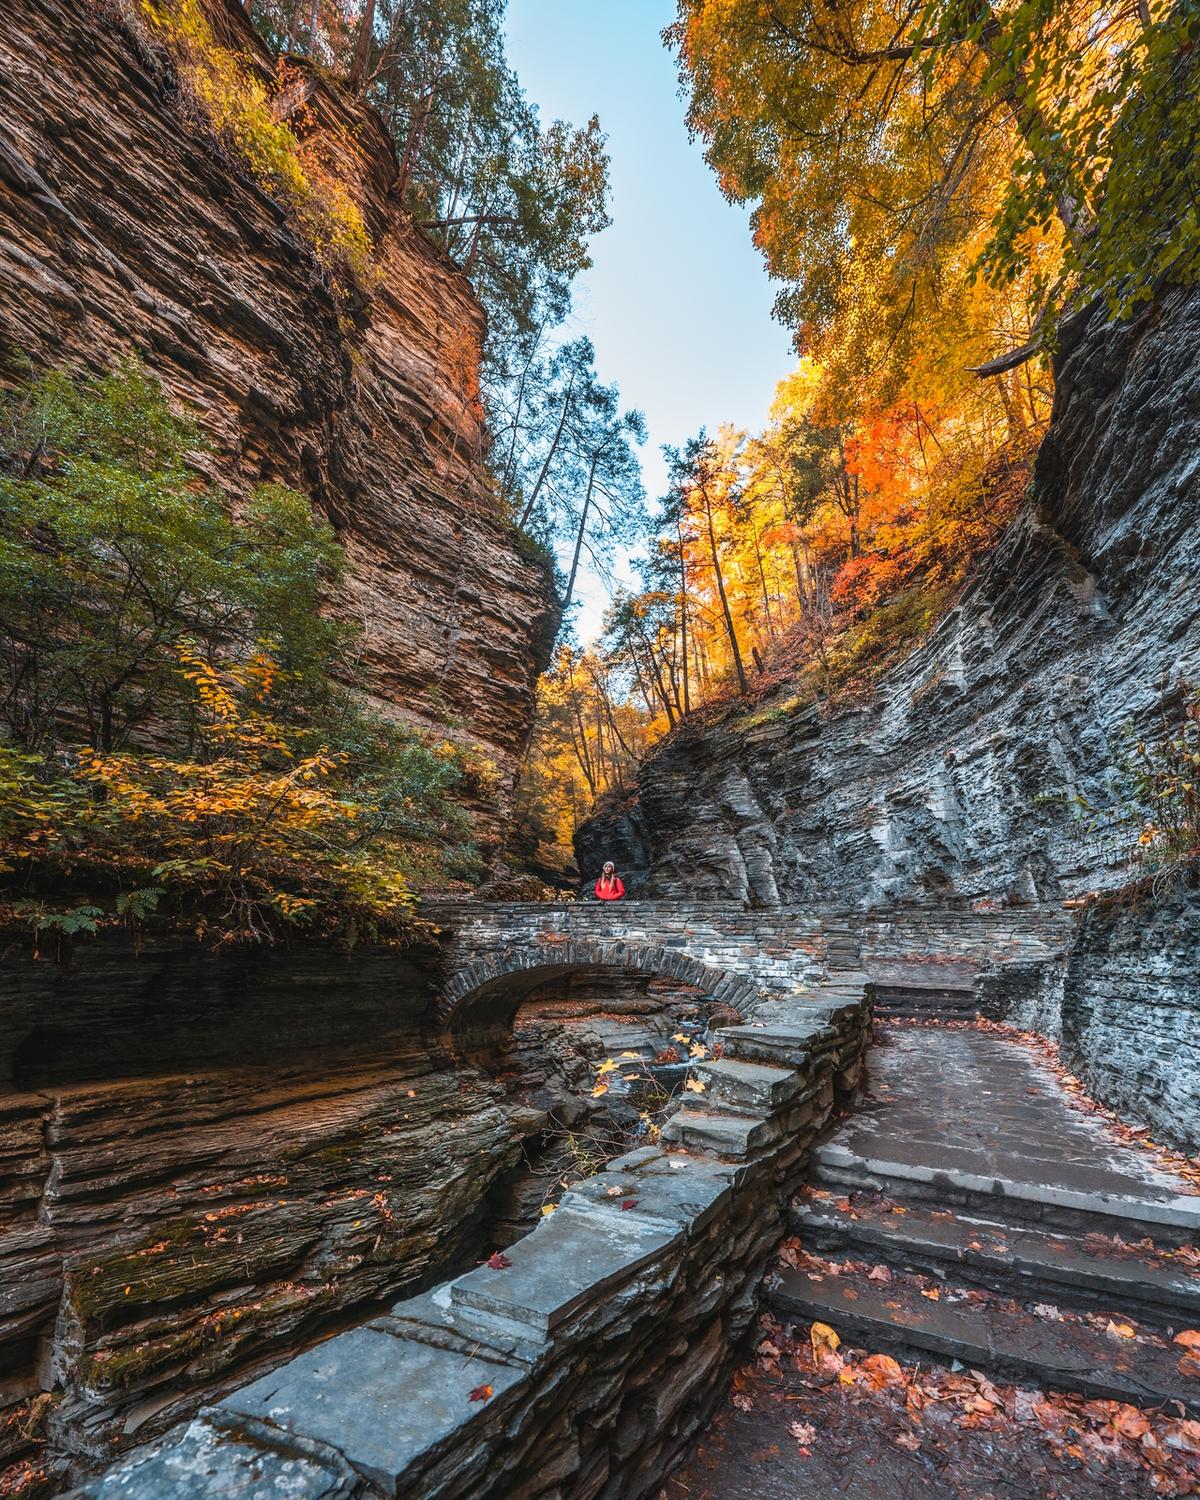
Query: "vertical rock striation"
0 0 558 858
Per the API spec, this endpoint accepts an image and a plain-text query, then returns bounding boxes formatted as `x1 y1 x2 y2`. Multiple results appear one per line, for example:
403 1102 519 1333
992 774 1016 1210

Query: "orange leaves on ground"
858 1354 905 1390
485 1252 511 1270
1174 1330 1200 1350
468 1384 493 1403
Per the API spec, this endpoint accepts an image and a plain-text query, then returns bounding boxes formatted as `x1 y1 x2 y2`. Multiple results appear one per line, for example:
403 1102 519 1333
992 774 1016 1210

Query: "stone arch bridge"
421 899 864 1033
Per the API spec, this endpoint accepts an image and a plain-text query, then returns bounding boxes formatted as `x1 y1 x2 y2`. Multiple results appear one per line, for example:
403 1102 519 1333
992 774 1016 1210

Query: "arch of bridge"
433 934 758 1032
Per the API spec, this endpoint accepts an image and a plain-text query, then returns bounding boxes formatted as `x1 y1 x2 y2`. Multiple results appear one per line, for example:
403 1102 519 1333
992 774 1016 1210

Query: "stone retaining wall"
65 970 874 1499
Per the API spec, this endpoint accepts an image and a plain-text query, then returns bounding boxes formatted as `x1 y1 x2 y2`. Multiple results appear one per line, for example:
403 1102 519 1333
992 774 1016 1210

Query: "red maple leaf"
620 1198 639 1211
468 1384 494 1402
486 1251 511 1269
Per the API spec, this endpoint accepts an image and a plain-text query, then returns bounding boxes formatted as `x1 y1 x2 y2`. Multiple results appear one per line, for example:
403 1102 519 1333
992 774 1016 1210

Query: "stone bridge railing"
68 910 875 1500
423 899 862 1030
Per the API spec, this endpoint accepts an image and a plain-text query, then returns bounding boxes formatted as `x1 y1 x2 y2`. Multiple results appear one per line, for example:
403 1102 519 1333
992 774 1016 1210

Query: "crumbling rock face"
0 936 531 1486
0 0 558 858
579 289 1200 907
1058 886 1200 1152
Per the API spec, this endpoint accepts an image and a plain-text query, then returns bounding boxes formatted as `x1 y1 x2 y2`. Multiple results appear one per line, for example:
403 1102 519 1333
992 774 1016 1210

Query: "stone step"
791 1194 1200 1328
660 1107 777 1159
812 1139 1200 1247
694 1057 806 1113
712 1021 835 1069
767 1264 1200 1413
873 983 978 1020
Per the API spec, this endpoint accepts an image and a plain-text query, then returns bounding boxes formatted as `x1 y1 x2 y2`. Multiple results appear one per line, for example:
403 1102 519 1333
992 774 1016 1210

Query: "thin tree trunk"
676 523 691 715
562 455 599 614
701 484 747 694
519 372 576 527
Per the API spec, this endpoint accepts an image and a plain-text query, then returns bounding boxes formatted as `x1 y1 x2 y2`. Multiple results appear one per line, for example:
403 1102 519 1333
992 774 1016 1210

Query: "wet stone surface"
826 1028 1199 1215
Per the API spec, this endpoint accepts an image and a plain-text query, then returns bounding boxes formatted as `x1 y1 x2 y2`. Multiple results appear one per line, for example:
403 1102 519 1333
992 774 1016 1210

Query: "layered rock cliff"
580 289 1200 907
0 936 546 1490
0 0 558 860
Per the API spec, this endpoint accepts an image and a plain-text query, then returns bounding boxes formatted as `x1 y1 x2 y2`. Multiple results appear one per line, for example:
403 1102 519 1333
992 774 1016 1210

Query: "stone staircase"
765 1027 1200 1413
871 979 978 1022
663 978 872 1159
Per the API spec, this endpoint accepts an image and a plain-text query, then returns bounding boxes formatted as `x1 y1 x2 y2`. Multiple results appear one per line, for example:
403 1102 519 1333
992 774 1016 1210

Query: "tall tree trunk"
562 455 599 614
701 484 748 694
349 0 376 92
676 522 691 715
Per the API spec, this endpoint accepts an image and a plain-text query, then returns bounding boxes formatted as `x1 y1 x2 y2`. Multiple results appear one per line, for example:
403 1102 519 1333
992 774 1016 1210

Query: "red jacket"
594 874 625 901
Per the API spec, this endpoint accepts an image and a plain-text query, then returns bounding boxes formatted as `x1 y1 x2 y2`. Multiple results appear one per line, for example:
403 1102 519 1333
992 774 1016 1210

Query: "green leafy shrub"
0 364 473 946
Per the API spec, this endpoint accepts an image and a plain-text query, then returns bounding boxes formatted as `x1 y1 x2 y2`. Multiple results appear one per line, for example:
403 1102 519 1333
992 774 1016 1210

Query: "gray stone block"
62 1413 360 1500
450 1205 681 1335
220 1325 527 1497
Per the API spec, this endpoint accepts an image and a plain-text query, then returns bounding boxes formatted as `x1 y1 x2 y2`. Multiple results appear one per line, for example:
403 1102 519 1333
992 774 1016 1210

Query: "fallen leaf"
619 1051 641 1060
894 1430 921 1451
861 1353 905 1388
684 1078 706 1094
921 1288 940 1301
620 1198 639 1211
540 1204 556 1217
468 1384 493 1402
1110 1404 1151 1440
672 1032 690 1043
591 1083 610 1098
1174 1330 1200 1350
867 1264 893 1284
810 1321 841 1357
596 1059 618 1076
486 1251 511 1270
789 1421 817 1444
732 1393 753 1412
1106 1320 1136 1340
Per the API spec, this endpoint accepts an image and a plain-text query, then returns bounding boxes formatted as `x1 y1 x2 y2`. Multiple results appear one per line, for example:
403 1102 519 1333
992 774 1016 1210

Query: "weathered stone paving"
811 1027 1200 1235
665 1022 1200 1500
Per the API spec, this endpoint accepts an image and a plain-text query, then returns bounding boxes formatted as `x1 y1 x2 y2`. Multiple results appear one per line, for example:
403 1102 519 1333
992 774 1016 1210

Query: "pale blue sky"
503 0 795 639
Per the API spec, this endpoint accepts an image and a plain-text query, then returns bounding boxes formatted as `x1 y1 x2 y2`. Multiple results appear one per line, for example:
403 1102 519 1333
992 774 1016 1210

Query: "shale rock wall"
580 289 1200 908
0 0 558 857
0 938 545 1491
1056 887 1200 1151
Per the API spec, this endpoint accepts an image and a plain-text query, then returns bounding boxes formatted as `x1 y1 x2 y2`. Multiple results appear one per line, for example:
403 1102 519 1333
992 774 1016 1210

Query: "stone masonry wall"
64 967 874 1499
425 900 843 1031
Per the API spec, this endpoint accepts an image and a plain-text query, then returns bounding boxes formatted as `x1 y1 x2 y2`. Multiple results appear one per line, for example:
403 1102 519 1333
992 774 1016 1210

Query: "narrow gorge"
1 1 1198 1498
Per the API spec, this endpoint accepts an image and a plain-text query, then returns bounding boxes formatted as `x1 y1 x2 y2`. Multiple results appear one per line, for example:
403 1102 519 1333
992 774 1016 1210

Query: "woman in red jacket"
594 861 625 901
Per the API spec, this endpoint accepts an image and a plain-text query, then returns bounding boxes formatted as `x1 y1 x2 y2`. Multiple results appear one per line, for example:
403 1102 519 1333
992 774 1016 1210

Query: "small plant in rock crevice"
1073 682 1200 895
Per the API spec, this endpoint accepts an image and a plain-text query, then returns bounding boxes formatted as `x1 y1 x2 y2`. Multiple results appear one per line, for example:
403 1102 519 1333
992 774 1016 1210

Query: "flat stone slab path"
667 1024 1200 1499
817 1026 1200 1234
